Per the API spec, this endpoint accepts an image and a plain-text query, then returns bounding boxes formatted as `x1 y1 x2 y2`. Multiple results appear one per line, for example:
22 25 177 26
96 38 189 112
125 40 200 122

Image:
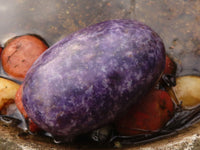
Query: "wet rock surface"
0 0 200 149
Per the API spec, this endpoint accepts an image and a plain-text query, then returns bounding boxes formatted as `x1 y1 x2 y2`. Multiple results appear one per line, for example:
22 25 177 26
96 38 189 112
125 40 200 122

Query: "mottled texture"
22 19 165 138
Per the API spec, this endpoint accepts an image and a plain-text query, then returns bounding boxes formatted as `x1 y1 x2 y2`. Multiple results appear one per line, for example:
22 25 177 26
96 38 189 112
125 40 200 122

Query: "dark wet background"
0 0 200 149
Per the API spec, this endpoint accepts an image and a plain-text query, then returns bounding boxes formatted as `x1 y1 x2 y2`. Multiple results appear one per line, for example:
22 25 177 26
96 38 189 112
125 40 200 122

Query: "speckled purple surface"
22 19 165 138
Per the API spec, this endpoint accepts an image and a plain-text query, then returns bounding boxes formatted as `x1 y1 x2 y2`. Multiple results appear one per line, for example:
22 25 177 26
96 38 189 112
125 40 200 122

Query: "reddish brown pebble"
1 35 48 81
